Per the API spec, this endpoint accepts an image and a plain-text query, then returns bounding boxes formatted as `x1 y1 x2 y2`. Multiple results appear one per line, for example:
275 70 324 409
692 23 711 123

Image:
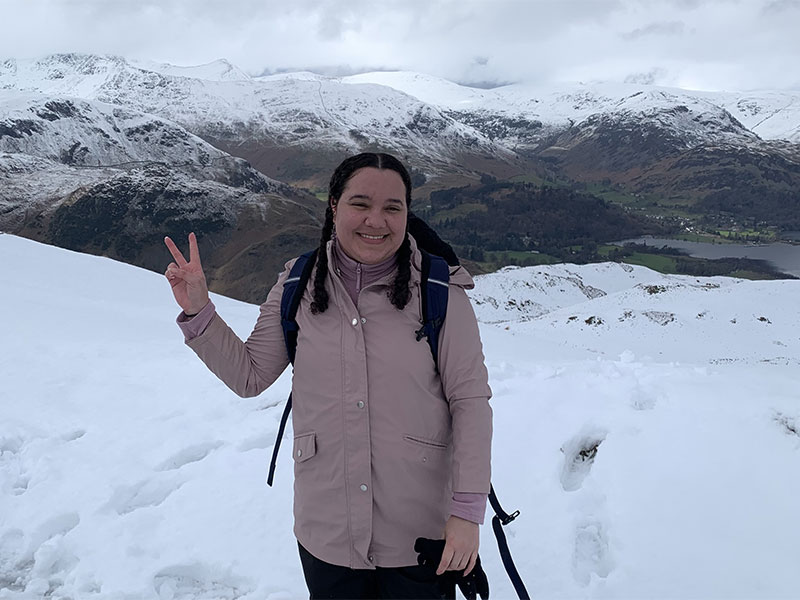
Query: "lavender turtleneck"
331 238 397 306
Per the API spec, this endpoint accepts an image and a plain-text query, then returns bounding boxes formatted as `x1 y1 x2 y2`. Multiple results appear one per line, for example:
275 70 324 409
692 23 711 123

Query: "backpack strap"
489 486 531 599
267 249 318 487
280 249 319 363
415 250 450 370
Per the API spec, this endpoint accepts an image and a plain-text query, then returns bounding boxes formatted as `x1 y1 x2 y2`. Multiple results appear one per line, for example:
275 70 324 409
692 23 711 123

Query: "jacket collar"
325 234 476 291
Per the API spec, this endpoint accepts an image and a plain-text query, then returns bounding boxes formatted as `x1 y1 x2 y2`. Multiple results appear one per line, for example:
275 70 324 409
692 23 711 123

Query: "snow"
128 59 251 83
3 55 800 154
0 91 226 167
0 56 500 164
2 233 800 599
344 73 800 144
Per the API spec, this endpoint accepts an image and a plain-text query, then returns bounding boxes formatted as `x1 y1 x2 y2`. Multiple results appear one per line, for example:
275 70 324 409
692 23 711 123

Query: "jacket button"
361 317 367 324
297 449 302 457
351 318 358 326
368 554 374 562
357 401 365 409
360 484 368 492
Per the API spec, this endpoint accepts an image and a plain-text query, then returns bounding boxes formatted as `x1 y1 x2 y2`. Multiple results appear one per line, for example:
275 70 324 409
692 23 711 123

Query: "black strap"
269 249 318 487
267 393 293 487
489 486 531 599
280 249 318 364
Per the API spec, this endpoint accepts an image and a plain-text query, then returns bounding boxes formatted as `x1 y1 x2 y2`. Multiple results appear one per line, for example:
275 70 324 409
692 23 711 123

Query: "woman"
164 153 492 599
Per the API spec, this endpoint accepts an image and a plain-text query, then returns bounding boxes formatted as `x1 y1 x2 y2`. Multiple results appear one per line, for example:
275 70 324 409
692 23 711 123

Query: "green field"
427 203 487 224
477 250 561 269
619 252 678 273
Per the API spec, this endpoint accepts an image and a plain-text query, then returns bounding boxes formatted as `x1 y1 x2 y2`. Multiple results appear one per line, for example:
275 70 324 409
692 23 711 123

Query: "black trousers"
298 543 455 600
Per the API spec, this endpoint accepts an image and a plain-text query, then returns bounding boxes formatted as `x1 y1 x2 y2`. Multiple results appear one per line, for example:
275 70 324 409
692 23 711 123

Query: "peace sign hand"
164 232 210 315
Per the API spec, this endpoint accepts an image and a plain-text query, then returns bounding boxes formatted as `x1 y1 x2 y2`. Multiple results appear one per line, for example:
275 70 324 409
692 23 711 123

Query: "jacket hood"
408 234 475 291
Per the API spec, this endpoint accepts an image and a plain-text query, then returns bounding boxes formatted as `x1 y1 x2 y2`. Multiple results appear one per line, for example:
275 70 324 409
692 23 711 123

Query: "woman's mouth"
358 233 388 241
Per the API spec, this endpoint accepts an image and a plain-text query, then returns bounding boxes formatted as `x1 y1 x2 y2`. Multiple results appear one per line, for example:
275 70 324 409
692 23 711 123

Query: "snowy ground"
1 233 799 599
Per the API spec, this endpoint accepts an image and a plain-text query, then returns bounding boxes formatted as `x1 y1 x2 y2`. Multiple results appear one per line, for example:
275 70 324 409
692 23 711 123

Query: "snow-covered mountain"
2 233 799 599
0 71 325 304
4 54 799 175
4 53 799 233
471 261 796 364
344 71 800 144
0 54 506 176
0 92 231 169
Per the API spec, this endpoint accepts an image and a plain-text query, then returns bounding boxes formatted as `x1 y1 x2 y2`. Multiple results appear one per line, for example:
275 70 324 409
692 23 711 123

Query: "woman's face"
332 167 408 265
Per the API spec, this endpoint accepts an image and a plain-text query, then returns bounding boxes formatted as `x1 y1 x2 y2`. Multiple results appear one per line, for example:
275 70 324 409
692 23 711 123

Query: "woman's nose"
363 209 386 228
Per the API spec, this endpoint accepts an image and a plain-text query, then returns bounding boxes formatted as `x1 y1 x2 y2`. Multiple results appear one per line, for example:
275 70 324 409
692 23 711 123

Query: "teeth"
360 234 386 240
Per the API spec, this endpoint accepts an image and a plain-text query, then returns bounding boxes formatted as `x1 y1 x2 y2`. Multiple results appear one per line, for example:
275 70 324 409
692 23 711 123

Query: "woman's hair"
310 152 413 314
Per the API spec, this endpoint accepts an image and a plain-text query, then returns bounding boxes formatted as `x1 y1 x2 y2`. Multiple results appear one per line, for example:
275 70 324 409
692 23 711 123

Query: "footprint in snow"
153 563 254 600
62 429 87 443
0 435 30 496
0 515 81 595
156 441 223 471
237 433 277 452
560 433 605 492
106 476 185 515
572 519 614 586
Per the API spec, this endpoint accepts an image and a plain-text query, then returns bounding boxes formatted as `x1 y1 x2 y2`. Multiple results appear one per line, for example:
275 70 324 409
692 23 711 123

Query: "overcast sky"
3 0 799 91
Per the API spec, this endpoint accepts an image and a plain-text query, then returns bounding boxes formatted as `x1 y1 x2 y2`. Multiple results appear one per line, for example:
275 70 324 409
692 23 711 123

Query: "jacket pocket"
293 432 316 463
403 434 449 450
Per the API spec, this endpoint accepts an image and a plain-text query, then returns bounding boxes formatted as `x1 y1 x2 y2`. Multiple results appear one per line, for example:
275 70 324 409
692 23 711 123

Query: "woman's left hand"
437 515 480 576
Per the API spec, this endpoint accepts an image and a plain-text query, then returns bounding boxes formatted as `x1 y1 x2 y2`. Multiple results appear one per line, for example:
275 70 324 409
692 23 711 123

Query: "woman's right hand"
164 232 210 315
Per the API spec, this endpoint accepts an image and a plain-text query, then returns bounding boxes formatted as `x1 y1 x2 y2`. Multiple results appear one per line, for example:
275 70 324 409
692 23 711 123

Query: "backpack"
267 219 530 599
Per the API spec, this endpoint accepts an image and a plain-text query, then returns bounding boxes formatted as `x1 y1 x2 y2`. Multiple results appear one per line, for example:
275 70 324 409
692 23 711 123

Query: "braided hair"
310 153 414 314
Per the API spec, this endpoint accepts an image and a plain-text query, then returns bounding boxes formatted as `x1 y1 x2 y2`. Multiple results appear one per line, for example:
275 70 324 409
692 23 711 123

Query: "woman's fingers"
440 516 480 574
164 236 188 267
436 546 454 575
165 263 183 277
166 264 202 283
165 264 186 289
437 550 473 575
188 232 202 268
463 553 477 577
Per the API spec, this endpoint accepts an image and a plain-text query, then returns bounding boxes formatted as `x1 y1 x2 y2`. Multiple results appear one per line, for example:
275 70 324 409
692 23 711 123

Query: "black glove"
414 537 490 600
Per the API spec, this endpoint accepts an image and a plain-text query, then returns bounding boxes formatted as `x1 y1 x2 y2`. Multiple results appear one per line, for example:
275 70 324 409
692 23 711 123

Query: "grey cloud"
1 0 798 92
762 0 800 14
624 67 669 85
663 0 702 8
622 21 686 41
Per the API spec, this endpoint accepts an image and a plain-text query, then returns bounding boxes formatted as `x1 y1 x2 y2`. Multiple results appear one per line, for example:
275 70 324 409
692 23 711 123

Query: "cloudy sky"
3 0 799 91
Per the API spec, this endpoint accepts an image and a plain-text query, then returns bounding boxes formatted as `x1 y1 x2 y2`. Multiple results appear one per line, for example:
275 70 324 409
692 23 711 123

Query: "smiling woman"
163 152 494 600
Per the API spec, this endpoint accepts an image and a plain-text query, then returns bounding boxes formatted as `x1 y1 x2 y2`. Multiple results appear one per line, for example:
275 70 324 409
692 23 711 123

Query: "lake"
617 237 800 277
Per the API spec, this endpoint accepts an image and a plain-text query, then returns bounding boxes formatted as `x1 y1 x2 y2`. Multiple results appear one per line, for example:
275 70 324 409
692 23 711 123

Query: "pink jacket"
184 237 492 568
